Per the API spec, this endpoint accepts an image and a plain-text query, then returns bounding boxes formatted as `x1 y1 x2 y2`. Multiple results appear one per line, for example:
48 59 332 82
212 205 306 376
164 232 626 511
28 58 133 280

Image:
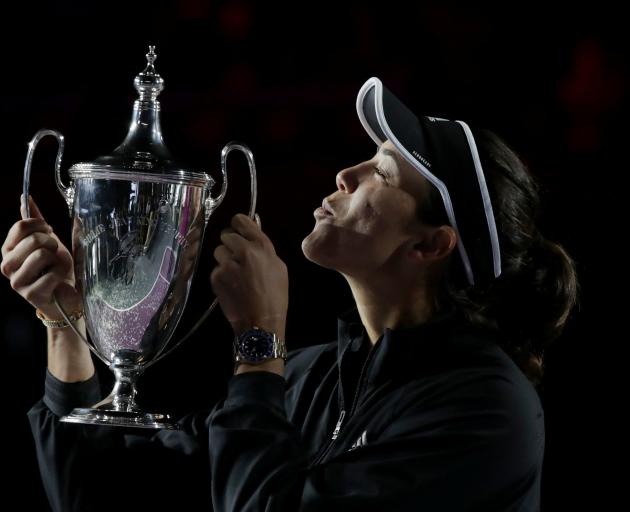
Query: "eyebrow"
377 146 401 171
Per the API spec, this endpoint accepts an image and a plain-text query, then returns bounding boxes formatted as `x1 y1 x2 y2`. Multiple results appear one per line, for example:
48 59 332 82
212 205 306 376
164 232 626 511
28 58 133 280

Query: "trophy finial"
134 44 164 102
146 45 157 66
106 44 173 161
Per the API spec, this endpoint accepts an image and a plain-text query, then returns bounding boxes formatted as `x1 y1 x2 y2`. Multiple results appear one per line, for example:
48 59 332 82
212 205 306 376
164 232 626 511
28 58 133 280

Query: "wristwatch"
233 326 288 365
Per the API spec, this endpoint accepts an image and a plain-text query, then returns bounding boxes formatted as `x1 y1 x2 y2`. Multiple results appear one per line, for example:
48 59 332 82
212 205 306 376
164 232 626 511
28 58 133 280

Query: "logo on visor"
412 150 432 168
427 116 448 122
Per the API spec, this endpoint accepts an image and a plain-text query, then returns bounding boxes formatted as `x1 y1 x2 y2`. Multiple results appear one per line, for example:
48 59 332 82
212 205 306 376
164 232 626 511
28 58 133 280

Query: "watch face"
238 329 275 362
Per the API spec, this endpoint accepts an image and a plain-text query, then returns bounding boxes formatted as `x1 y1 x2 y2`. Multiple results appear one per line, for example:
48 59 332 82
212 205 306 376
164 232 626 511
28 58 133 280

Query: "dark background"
1 1 624 509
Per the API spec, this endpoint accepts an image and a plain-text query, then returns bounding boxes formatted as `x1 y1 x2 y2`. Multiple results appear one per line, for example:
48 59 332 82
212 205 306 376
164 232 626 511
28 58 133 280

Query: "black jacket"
27 304 545 511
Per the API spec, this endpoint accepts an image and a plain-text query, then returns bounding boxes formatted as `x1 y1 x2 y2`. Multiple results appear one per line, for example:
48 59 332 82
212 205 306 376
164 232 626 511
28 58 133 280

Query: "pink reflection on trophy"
89 246 176 354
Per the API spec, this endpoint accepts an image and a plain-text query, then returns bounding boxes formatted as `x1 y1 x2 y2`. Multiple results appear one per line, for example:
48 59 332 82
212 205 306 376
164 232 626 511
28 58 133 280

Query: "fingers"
2 219 52 258
9 247 59 290
219 228 249 259
20 270 65 307
213 244 235 265
1 232 58 276
20 194 46 221
210 259 241 290
230 213 269 244
216 213 274 264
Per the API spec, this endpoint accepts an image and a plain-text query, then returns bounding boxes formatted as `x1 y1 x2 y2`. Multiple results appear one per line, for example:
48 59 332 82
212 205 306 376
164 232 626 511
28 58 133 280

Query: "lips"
321 199 335 216
314 198 336 220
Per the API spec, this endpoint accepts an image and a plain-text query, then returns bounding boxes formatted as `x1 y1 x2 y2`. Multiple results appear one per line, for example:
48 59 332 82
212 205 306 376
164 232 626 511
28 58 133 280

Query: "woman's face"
302 140 437 279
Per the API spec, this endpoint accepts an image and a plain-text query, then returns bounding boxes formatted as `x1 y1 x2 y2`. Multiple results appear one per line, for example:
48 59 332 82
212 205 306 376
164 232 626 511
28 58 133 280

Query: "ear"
408 225 457 264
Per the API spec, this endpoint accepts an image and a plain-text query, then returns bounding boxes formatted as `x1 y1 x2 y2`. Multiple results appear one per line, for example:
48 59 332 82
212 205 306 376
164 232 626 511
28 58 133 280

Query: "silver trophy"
22 46 258 429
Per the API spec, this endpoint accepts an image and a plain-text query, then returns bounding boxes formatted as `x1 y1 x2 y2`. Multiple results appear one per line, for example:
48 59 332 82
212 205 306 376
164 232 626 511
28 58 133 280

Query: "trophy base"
60 407 180 430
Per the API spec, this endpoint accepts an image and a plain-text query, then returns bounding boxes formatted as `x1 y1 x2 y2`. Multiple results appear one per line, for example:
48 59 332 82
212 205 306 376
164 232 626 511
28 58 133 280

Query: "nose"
336 166 360 193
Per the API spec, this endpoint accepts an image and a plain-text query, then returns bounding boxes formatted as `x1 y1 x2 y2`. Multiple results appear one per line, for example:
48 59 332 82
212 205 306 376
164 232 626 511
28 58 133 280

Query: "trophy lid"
68 46 213 188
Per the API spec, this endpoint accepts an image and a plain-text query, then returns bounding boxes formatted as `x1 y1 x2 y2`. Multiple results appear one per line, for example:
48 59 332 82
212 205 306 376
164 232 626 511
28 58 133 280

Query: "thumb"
20 194 46 222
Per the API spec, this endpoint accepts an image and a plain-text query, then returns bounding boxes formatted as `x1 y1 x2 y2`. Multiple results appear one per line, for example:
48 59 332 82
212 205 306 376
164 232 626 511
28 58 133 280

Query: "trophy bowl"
22 46 258 429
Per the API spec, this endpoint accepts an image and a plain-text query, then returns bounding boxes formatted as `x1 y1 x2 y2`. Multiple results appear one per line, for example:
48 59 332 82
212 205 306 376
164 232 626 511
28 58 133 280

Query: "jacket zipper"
345 342 377 421
308 341 377 467
331 410 346 440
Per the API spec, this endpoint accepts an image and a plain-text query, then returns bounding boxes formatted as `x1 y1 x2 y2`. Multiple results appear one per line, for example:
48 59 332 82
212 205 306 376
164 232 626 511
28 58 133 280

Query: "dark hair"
419 127 581 389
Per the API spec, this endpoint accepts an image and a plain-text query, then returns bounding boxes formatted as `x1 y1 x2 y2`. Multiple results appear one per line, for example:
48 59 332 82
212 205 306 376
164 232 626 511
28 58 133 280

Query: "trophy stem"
108 351 143 412
60 350 179 429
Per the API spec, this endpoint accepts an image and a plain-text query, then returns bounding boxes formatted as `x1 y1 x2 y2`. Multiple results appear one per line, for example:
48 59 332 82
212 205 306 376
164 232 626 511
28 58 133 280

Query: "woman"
2 77 579 511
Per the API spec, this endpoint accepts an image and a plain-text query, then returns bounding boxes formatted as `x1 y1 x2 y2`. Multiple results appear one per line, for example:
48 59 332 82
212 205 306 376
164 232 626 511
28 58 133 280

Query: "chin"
301 230 338 270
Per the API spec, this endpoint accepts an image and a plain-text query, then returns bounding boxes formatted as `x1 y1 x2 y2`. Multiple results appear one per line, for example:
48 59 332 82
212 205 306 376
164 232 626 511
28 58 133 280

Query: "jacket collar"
336 302 488 386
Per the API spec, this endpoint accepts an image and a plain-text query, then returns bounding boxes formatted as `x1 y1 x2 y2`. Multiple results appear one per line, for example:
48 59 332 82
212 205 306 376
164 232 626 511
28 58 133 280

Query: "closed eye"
373 166 390 182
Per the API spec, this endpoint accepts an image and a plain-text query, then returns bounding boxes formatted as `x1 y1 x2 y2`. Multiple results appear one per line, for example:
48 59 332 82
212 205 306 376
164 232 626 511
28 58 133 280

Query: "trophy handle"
23 129 75 217
22 130 110 366
145 141 259 369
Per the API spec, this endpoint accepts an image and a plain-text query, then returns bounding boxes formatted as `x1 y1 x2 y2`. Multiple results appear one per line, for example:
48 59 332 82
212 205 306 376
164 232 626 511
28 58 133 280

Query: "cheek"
354 190 416 235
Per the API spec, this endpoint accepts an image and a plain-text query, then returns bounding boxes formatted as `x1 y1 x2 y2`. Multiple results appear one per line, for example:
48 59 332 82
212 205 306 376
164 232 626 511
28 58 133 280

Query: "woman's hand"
1 194 82 320
210 213 288 342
